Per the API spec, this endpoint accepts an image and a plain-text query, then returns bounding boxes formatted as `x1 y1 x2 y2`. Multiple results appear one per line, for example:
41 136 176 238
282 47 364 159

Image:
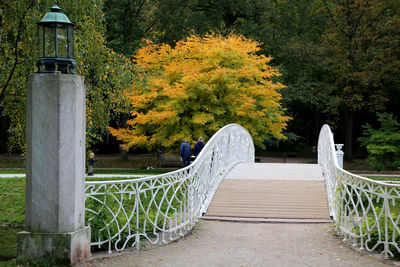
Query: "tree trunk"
344 109 354 161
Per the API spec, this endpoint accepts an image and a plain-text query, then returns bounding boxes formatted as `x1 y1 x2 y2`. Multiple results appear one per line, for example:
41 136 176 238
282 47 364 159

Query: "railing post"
335 144 344 168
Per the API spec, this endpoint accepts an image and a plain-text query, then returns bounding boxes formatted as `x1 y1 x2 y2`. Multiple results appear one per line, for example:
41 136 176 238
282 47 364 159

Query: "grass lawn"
0 178 25 264
86 176 154 181
0 178 25 226
367 176 400 182
0 158 25 168
0 154 162 169
0 168 175 176
0 227 22 265
94 157 160 168
0 154 177 176
0 169 25 174
91 168 175 175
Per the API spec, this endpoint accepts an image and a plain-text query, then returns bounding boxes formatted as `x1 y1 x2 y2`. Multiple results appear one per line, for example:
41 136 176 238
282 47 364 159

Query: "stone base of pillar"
16 226 91 265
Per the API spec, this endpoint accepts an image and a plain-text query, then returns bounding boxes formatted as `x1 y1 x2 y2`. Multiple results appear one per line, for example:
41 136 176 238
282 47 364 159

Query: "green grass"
86 176 147 181
92 168 175 175
93 156 160 169
0 227 23 264
344 182 400 258
0 178 25 227
0 158 25 168
86 179 186 252
0 169 25 174
367 176 400 182
0 178 25 264
0 154 162 169
0 168 175 176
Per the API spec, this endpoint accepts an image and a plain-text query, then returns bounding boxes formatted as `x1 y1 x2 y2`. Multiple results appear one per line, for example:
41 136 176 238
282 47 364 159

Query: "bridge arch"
318 124 400 258
85 124 254 252
85 123 400 259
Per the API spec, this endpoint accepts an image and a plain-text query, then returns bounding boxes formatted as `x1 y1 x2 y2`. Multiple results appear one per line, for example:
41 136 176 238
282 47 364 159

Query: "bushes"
358 206 400 257
338 183 400 257
86 181 187 251
358 113 400 171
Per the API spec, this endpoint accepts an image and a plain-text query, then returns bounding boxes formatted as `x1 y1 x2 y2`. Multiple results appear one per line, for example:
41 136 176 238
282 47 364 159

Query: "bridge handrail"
85 124 255 253
318 124 400 258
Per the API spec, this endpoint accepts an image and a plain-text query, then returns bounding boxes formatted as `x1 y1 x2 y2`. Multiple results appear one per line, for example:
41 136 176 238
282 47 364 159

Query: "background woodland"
1 0 400 159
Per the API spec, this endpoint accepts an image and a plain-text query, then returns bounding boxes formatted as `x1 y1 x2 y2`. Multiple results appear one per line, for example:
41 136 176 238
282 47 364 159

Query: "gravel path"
82 220 396 267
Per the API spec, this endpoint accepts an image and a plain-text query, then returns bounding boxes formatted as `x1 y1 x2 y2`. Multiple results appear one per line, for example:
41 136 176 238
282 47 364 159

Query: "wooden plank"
201 216 332 223
204 179 331 220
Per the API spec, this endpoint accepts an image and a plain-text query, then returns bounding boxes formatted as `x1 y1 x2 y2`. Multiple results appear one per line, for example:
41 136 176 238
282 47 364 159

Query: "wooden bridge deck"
203 163 331 222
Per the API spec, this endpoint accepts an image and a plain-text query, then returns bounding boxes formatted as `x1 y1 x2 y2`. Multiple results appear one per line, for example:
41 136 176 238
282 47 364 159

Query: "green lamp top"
38 4 72 24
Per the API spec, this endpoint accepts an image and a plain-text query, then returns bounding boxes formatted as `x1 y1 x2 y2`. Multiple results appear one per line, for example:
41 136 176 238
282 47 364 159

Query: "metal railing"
318 124 400 257
85 124 255 253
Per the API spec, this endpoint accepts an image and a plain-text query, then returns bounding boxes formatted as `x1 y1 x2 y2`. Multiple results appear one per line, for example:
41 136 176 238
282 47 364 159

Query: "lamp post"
17 2 91 265
36 3 76 74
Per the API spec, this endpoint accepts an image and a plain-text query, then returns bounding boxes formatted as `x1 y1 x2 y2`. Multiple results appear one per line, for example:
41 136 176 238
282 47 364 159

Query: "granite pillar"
17 73 91 265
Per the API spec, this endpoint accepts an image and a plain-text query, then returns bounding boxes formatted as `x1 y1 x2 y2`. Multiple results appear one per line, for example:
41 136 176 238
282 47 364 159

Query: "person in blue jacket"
180 139 192 167
194 137 205 157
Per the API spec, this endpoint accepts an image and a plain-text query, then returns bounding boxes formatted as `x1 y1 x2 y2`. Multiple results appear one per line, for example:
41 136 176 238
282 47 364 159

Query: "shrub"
358 113 400 171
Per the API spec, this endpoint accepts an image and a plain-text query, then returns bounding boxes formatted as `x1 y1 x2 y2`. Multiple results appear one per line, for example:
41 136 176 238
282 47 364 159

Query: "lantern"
37 3 76 74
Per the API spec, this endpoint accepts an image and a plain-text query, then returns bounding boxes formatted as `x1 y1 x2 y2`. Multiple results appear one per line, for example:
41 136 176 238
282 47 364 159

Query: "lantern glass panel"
67 25 74 59
44 25 56 57
57 25 68 58
38 25 44 58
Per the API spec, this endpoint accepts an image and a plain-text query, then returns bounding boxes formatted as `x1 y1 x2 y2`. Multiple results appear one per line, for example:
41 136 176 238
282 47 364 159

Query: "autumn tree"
102 0 339 147
109 34 290 151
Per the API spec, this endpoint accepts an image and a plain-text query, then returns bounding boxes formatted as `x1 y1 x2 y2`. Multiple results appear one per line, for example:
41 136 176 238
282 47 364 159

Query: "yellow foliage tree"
109 33 290 150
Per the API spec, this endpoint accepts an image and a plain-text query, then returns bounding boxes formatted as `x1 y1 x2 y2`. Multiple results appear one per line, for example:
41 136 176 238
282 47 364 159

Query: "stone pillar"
17 73 91 265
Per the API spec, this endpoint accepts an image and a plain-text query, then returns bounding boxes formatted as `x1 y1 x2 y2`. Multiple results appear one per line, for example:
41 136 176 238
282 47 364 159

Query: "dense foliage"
103 0 400 157
0 0 134 152
358 113 400 171
1 0 399 156
109 34 290 150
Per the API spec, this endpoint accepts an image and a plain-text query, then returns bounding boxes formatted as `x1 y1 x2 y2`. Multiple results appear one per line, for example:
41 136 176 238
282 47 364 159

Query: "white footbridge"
85 124 400 258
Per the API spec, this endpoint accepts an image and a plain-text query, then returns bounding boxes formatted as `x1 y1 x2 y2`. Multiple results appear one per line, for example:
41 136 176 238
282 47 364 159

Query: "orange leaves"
110 33 291 151
132 110 177 125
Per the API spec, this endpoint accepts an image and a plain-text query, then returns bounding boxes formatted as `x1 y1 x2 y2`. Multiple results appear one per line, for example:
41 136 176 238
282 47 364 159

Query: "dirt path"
82 220 396 267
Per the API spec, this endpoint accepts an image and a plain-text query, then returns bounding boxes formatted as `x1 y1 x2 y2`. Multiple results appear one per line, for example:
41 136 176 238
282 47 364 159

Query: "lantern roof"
38 5 72 24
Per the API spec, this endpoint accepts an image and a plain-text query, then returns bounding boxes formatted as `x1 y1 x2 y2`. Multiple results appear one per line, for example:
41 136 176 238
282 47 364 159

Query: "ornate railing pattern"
318 124 400 258
85 124 254 253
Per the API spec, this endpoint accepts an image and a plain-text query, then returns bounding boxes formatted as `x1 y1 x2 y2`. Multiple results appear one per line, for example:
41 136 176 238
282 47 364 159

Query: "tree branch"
0 0 36 107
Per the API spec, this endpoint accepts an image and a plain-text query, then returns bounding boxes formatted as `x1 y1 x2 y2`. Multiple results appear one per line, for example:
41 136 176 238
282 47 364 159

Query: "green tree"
103 0 149 55
0 0 134 152
263 0 338 145
109 34 290 151
103 0 270 52
322 0 400 159
0 0 37 151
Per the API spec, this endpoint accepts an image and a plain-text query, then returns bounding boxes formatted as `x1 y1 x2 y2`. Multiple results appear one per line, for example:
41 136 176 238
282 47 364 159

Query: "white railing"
318 124 400 258
85 124 255 253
